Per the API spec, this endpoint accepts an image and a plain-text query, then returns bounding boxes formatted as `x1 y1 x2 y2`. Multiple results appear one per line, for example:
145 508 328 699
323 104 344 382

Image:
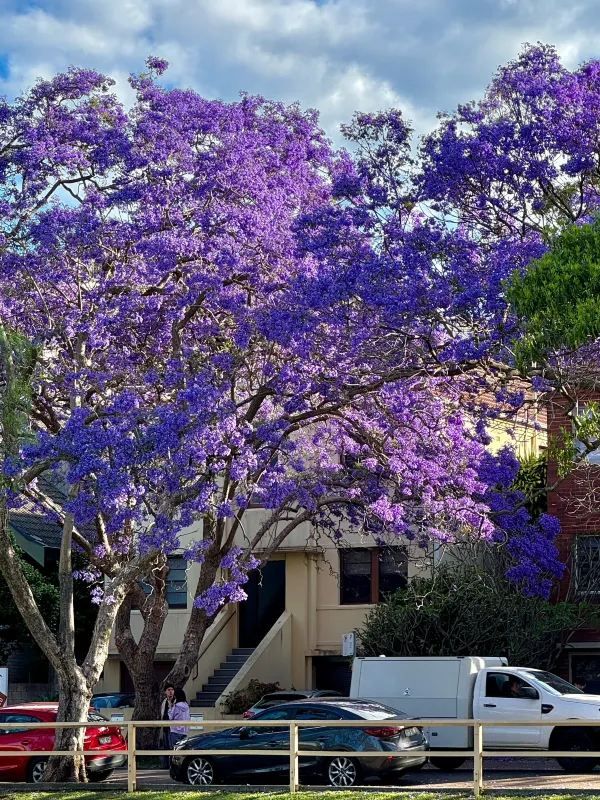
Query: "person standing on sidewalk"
159 683 175 768
168 687 191 751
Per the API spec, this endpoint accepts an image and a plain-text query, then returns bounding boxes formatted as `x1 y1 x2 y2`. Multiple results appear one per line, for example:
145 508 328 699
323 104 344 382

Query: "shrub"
358 567 599 669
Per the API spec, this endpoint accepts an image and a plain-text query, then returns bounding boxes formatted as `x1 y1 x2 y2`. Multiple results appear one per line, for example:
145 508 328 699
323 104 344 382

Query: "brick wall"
7 682 53 704
547 393 600 644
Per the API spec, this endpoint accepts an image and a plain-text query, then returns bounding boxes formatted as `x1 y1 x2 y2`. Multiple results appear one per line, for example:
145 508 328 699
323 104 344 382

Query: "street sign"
342 632 356 657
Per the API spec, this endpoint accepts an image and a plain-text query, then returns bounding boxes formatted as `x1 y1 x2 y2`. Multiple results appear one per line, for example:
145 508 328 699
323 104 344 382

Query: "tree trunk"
166 555 220 688
44 673 92 782
131 669 162 751
115 577 168 749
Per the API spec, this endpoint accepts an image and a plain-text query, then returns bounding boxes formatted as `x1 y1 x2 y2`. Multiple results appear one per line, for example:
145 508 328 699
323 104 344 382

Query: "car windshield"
522 670 584 695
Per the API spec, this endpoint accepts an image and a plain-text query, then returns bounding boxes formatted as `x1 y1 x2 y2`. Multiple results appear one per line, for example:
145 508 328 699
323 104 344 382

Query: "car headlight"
174 738 188 750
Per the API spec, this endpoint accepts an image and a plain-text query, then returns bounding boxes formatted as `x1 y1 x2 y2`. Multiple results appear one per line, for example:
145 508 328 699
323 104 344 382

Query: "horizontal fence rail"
2 717 600 795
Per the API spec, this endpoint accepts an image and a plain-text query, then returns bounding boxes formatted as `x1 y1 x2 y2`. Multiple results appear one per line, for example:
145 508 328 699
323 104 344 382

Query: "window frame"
339 546 407 605
165 555 188 609
573 401 600 465
140 554 188 609
574 535 600 598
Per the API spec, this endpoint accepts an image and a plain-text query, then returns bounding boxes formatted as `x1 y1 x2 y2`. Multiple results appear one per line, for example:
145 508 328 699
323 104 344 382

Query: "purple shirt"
168 701 191 735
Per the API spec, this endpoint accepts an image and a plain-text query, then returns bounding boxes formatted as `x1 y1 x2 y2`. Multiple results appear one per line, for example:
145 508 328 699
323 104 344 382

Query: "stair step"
213 668 239 679
203 682 230 693
232 648 254 655
194 694 221 706
191 698 217 708
224 654 249 664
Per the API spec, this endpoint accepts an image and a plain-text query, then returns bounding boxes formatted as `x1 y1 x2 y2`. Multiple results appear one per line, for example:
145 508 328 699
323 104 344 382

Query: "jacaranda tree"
419 41 600 483
0 54 566 777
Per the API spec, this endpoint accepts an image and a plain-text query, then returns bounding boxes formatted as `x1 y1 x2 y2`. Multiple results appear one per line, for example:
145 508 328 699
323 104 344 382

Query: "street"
106 759 600 792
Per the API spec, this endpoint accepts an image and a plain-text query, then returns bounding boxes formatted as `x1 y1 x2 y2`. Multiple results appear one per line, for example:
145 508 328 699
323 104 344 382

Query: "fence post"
473 721 483 798
289 722 299 793
127 723 137 793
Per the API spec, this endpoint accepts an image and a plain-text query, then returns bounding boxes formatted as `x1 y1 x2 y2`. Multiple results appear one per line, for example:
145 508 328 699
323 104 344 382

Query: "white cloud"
0 0 600 145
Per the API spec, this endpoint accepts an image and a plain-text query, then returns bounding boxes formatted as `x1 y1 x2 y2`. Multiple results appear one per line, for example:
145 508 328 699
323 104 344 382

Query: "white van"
351 656 600 771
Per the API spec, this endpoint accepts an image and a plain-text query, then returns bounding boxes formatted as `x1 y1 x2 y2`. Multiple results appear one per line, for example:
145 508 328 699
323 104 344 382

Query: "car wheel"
184 756 216 785
429 756 465 770
326 756 360 787
88 769 113 782
556 732 599 773
27 757 49 783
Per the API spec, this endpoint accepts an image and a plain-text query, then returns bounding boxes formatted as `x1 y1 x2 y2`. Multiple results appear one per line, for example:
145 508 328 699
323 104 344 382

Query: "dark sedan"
243 690 342 718
170 698 428 787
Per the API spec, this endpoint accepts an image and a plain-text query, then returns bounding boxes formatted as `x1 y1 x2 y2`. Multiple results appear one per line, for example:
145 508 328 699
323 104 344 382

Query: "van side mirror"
519 687 539 700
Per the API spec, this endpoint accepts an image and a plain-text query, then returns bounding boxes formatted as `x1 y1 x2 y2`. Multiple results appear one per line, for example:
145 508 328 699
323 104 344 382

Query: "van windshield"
522 670 583 695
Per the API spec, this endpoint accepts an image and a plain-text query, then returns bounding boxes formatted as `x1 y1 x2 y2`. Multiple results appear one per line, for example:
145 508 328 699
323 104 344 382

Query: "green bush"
220 678 281 715
358 567 599 669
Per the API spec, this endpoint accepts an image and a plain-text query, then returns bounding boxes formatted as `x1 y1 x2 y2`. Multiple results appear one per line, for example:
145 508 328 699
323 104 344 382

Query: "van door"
479 672 542 748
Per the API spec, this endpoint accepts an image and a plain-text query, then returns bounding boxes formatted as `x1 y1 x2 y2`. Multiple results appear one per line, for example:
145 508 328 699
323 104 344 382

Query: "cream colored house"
97 521 428 717
97 395 546 716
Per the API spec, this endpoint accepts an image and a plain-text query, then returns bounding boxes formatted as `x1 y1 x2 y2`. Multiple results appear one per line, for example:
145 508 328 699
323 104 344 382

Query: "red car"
0 703 127 783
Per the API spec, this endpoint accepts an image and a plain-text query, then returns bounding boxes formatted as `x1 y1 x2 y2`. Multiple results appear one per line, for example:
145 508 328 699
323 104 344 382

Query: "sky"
0 0 599 143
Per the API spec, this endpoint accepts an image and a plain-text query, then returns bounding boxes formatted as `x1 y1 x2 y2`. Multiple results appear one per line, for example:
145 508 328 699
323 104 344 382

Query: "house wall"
99 539 424 697
547 393 600 651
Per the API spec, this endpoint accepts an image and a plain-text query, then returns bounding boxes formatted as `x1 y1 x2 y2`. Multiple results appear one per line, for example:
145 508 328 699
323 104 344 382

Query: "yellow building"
97 528 428 717
96 393 546 716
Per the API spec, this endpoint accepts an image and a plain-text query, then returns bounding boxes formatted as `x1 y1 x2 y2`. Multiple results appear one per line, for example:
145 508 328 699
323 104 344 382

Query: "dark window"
340 549 372 604
0 713 40 733
378 549 408 597
140 556 187 609
293 707 342 720
486 673 506 697
251 707 293 733
256 708 293 721
485 673 533 699
166 556 188 608
340 547 407 604
575 536 600 598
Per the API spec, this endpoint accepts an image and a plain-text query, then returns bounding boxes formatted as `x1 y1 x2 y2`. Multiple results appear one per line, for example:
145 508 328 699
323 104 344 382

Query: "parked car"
243 690 342 719
170 697 428 787
91 692 135 709
0 703 127 783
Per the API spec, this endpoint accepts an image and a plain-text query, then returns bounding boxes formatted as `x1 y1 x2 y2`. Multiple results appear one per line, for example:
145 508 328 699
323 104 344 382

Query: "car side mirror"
519 687 539 700
239 727 252 740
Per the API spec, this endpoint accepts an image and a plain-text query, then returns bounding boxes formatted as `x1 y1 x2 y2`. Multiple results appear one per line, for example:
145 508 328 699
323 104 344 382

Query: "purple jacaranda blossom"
0 52 571 710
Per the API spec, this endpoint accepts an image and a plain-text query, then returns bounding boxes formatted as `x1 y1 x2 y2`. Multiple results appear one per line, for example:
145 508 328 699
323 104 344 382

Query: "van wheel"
429 756 465 771
556 732 599 773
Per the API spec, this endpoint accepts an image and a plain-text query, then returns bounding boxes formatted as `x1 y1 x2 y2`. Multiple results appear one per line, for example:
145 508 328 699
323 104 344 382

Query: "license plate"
98 735 112 745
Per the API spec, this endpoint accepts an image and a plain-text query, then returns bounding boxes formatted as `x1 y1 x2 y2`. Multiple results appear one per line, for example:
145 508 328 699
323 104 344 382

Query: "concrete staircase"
191 647 254 708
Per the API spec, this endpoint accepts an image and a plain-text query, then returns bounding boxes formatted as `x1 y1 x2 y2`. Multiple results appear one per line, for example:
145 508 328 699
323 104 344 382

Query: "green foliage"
0 544 59 662
220 678 281 715
0 327 37 471
512 452 547 519
358 567 598 669
507 220 600 370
